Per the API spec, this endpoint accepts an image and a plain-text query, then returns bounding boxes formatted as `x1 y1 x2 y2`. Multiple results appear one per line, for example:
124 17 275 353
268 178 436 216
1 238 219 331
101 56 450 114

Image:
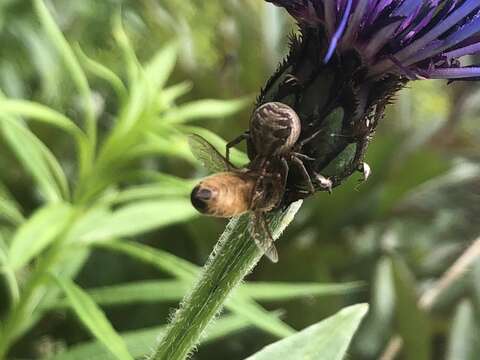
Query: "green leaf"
227 293 295 337
245 304 369 360
0 234 19 315
242 281 364 301
33 0 96 142
157 82 192 109
48 280 189 308
0 99 83 137
47 280 362 309
79 199 198 243
145 42 178 91
48 314 251 360
0 182 24 225
107 175 195 205
74 44 127 102
98 241 297 339
0 117 64 202
54 276 133 360
164 97 250 123
112 11 140 85
8 202 73 270
391 257 431 360
446 300 478 360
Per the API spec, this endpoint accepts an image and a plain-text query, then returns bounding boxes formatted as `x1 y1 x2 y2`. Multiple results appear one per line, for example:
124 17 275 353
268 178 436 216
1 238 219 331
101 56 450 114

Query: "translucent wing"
188 134 230 173
249 212 279 263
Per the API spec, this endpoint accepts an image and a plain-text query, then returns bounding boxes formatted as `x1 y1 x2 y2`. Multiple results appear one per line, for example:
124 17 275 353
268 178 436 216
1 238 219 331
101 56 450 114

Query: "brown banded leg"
226 132 249 169
258 213 278 263
291 156 315 194
280 158 289 193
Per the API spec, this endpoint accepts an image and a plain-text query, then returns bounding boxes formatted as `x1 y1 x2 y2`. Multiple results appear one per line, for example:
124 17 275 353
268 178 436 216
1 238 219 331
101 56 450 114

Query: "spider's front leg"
290 155 315 194
226 132 249 169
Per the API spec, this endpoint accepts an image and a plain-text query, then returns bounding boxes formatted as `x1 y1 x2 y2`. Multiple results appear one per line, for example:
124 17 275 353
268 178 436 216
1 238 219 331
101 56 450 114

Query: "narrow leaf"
0 182 24 225
164 98 250 123
48 314 250 360
391 257 431 360
0 100 83 137
145 42 178 91
9 202 73 270
54 276 133 360
33 0 96 140
1 117 63 202
243 281 364 301
79 199 198 243
446 300 478 360
98 241 297 339
245 304 369 360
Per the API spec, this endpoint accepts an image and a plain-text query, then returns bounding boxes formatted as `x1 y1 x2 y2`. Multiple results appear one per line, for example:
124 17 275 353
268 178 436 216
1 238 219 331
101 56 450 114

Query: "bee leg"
226 132 249 169
291 156 315 194
249 213 278 263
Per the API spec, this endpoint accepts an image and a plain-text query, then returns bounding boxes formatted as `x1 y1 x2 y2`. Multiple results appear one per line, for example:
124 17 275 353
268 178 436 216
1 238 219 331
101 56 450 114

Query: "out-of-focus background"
1 1 480 359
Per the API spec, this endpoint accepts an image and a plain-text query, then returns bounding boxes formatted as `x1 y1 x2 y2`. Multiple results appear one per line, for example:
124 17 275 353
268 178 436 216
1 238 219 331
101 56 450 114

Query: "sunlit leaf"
99 241 296 338
8 202 73 270
163 97 250 123
54 276 133 360
391 257 431 360
245 304 369 360
79 199 198 243
145 42 177 91
0 182 24 225
0 117 63 202
446 300 478 360
48 314 251 360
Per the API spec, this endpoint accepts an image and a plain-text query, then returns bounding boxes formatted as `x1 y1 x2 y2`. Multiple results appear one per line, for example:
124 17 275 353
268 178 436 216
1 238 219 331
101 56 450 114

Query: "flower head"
267 0 480 80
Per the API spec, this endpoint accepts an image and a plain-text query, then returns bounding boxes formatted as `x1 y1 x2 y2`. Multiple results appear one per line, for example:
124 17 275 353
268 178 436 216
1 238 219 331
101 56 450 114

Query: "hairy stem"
151 201 302 360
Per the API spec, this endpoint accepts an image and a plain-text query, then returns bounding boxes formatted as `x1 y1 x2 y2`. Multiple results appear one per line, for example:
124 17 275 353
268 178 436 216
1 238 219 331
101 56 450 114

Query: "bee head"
191 184 218 214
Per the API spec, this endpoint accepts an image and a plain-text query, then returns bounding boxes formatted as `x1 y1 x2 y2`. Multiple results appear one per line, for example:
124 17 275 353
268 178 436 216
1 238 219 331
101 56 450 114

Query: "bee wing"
249 213 279 263
188 134 230 173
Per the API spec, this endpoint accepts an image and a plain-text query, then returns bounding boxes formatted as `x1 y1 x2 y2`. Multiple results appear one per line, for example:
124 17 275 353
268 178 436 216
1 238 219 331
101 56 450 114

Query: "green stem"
151 201 302 360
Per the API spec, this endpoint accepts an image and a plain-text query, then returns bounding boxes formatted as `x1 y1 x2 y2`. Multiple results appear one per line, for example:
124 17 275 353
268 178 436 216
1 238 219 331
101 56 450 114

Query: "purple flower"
267 0 480 80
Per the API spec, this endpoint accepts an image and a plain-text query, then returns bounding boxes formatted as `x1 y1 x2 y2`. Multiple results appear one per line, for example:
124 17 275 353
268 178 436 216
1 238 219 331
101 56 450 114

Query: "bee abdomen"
190 172 254 218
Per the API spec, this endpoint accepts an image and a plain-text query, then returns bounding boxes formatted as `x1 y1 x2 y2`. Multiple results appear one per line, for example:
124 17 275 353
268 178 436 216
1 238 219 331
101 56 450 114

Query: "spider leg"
226 132 249 169
249 212 278 263
291 155 315 194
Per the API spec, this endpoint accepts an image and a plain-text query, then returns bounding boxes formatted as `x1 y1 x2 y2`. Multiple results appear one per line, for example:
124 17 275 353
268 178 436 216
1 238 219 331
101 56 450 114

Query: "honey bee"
190 102 316 262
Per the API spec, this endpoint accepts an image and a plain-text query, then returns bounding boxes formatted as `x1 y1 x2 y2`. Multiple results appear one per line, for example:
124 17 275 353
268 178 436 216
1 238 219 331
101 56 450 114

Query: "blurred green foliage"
0 1 480 359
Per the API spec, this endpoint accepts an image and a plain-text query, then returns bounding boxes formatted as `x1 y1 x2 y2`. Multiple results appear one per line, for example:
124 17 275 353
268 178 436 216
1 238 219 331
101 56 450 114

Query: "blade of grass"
54 276 133 360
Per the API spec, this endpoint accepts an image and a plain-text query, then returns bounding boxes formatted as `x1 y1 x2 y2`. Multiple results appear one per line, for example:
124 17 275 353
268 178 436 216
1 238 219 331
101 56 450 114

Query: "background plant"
0 1 479 360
